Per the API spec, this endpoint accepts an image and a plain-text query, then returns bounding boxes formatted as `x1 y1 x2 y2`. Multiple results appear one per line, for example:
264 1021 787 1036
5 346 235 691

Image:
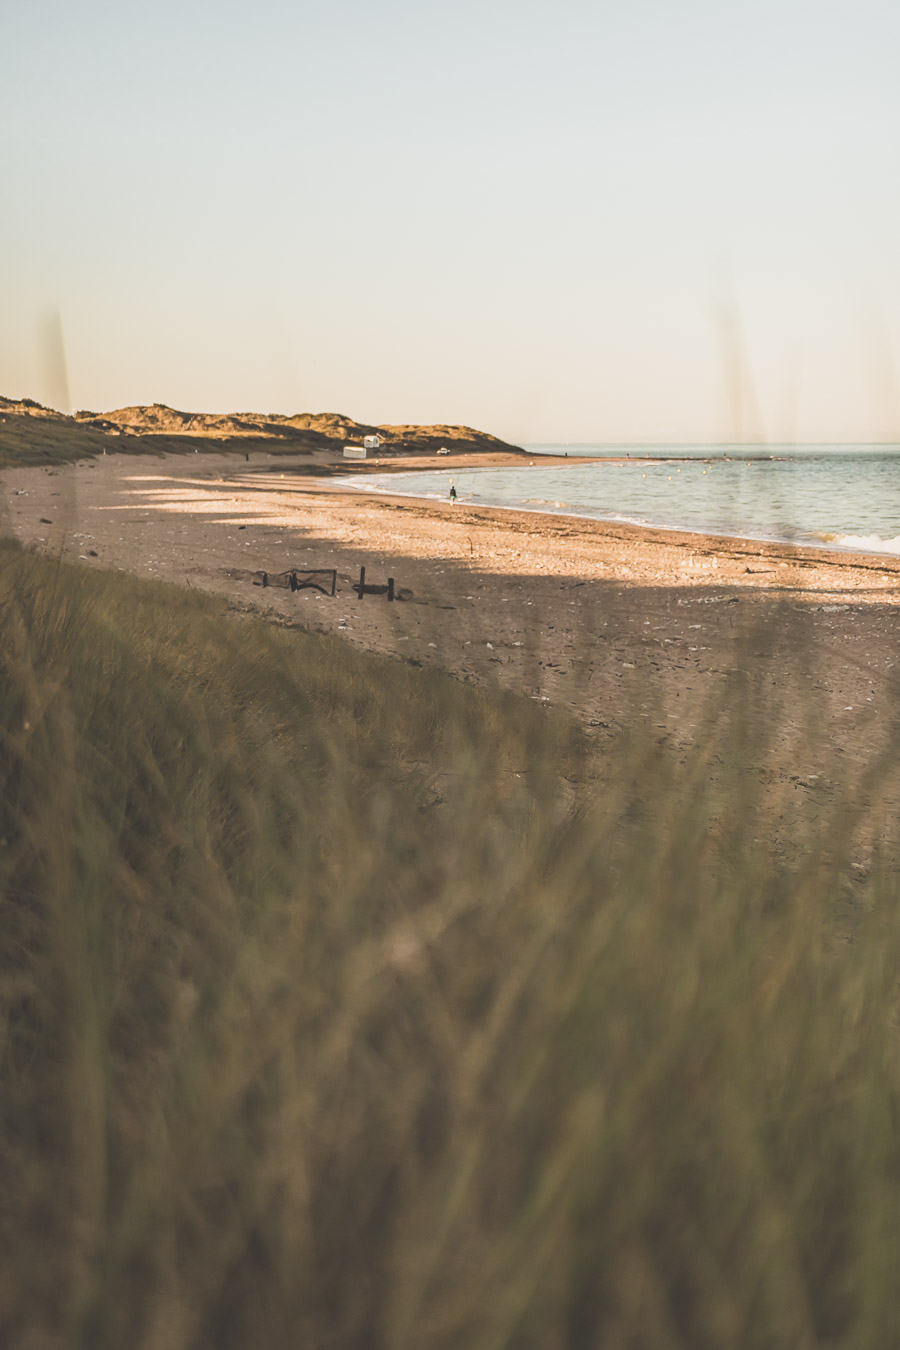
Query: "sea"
349 445 900 558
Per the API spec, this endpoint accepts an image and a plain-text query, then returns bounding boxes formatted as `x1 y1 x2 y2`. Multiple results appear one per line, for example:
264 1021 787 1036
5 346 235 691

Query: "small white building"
363 434 381 451
343 445 367 460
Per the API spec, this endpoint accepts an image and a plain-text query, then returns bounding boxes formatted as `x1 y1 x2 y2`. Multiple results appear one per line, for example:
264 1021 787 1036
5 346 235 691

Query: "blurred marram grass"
1 539 899 1350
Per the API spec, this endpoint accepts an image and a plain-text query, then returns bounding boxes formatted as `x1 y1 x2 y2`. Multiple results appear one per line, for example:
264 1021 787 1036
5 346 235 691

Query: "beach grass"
1 538 899 1349
0 415 314 468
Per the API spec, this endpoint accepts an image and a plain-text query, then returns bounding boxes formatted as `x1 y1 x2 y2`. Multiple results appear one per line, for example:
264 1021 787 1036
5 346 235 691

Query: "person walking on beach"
449 481 457 504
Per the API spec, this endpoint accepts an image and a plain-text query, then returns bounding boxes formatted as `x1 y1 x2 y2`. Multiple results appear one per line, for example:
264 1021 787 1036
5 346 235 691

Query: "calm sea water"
350 445 900 557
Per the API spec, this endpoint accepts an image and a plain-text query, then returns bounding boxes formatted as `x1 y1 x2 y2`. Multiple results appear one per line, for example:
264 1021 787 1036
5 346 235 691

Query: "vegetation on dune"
0 395 520 467
1 539 899 1349
0 408 316 468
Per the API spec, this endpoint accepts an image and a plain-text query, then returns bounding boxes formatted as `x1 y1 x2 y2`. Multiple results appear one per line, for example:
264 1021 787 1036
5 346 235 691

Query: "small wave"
829 533 900 556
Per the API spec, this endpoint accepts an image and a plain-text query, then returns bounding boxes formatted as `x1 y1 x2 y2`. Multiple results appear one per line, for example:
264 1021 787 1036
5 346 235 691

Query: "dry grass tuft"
1 539 898 1349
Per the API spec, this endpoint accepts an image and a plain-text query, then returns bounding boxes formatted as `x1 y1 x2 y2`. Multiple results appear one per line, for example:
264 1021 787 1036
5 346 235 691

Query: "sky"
2 0 899 443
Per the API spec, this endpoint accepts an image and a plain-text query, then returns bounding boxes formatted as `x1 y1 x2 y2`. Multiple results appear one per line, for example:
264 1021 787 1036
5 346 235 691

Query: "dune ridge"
0 394 519 462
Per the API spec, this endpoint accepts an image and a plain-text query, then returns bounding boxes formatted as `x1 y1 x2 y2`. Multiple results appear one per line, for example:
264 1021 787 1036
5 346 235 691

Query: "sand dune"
0 395 519 459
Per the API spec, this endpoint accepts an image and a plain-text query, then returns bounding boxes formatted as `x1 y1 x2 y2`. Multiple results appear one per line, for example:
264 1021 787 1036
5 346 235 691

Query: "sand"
3 448 898 815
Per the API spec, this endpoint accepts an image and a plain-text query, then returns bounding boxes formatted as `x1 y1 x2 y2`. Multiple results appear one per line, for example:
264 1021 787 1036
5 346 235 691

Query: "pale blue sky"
3 0 898 442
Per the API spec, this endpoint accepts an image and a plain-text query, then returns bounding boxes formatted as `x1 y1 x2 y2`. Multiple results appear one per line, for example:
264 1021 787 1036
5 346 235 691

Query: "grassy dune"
1 540 899 1349
0 396 519 467
0 411 314 468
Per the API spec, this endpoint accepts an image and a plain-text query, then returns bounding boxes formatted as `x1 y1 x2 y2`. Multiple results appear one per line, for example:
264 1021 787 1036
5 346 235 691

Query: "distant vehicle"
437 447 450 455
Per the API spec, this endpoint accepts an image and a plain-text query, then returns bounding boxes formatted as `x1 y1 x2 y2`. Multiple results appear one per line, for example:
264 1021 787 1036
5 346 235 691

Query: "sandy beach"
3 448 898 803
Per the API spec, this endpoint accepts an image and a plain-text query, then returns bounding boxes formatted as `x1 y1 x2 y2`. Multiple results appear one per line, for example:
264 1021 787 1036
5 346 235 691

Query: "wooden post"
387 577 395 602
330 570 337 596
357 565 365 599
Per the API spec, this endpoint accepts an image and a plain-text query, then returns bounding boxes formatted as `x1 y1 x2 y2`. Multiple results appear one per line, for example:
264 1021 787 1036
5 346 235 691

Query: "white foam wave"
830 533 900 556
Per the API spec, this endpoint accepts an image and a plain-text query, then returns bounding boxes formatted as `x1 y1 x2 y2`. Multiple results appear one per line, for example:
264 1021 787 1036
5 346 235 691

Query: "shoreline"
3 445 898 593
316 460 900 582
336 452 900 564
2 450 897 788
343 474 900 566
